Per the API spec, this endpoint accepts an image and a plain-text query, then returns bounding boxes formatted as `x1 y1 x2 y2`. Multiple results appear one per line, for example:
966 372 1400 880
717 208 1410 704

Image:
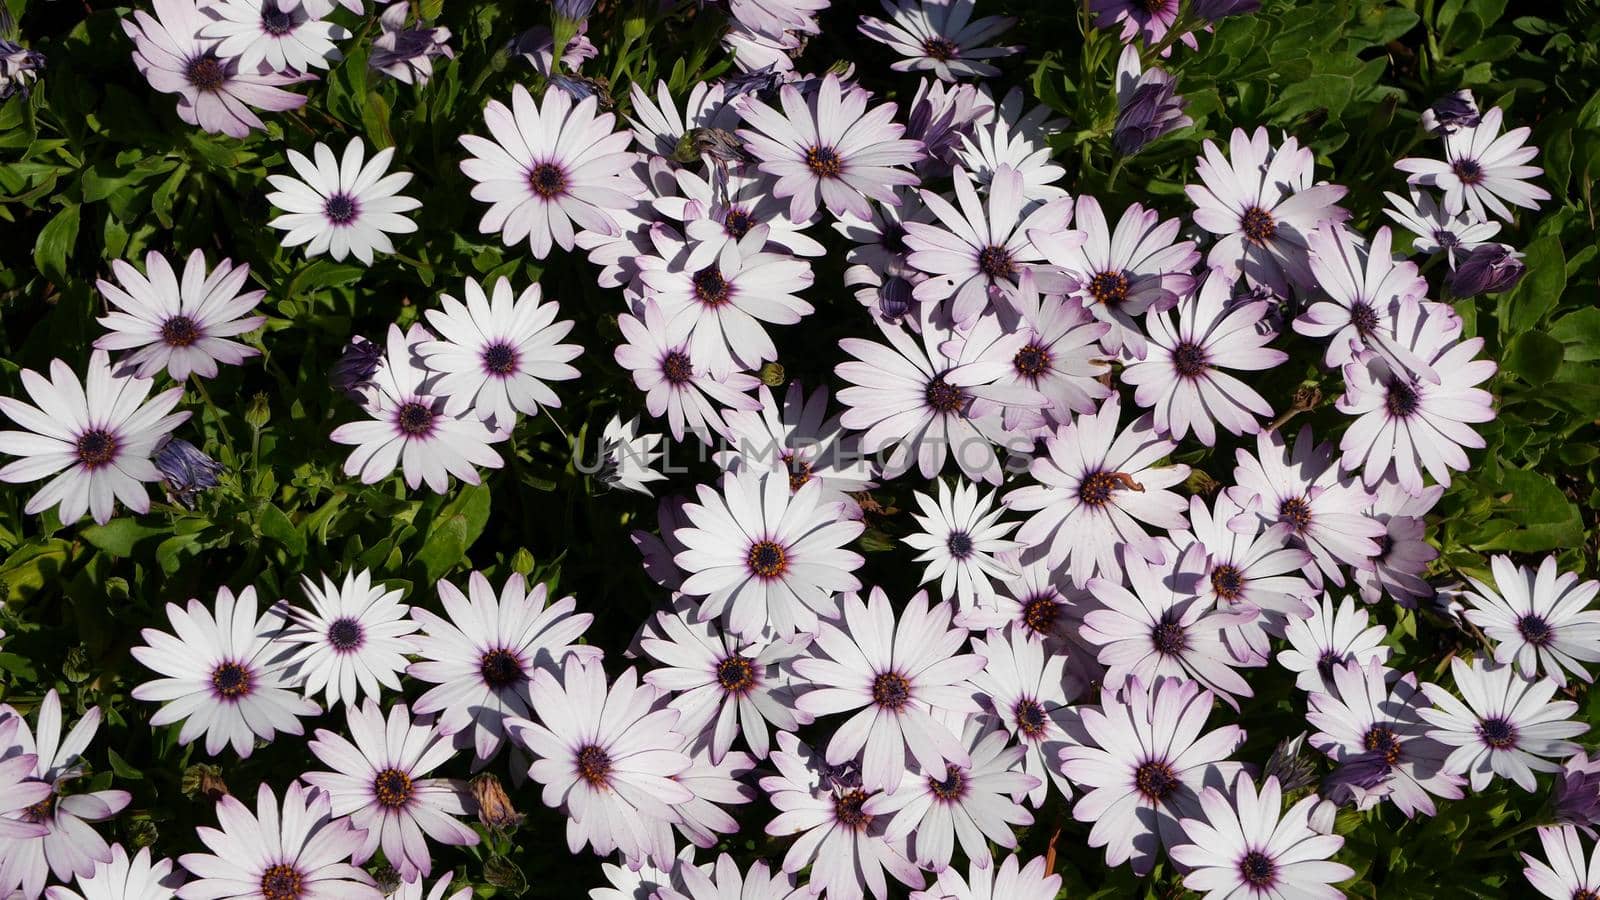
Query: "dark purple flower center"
22 794 55 823
1151 617 1188 655
1239 850 1277 887
746 539 788 578
1135 759 1181 801
977 245 1017 280
1433 229 1461 249
373 768 413 808
211 661 252 699
576 744 612 787
1240 206 1276 243
1078 471 1121 506
661 350 694 384
1173 341 1208 377
1517 614 1554 647
834 788 871 829
161 315 200 347
805 145 842 178
482 341 519 376
1022 594 1061 635
924 374 965 413
1210 564 1245 601
260 6 296 35
946 530 974 559
1316 649 1342 678
479 648 523 689
260 864 303 900
76 429 118 468
1278 495 1313 533
1013 343 1051 378
1350 301 1379 337
185 55 227 92
716 655 757 693
723 207 755 238
396 401 435 437
1088 270 1130 305
785 455 814 492
1386 380 1421 418
1575 889 1600 900
928 766 967 800
323 193 359 226
529 162 568 198
692 266 731 306
1363 724 1403 766
1451 158 1484 185
327 617 364 652
872 671 912 710
1478 716 1518 750
921 36 959 61
1015 698 1048 738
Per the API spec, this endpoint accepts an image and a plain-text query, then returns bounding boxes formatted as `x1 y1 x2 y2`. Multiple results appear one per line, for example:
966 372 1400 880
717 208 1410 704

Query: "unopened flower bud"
1421 90 1480 135
155 437 224 509
470 773 524 831
1447 243 1525 297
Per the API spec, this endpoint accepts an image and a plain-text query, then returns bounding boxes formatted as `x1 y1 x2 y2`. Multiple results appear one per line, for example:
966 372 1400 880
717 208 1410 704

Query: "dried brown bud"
182 764 229 801
470 772 524 831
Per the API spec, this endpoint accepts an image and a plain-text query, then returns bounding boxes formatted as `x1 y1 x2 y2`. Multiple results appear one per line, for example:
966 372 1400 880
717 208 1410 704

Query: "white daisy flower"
1276 594 1391 693
266 137 420 265
953 100 1067 202
979 269 1111 436
613 299 763 445
595 414 667 495
94 249 265 381
42 845 182 900
903 478 1020 614
1168 773 1354 899
715 383 877 519
626 79 737 159
329 324 506 494
280 568 419 709
200 0 347 73
656 163 826 260
968 625 1078 807
130 585 319 758
1395 106 1551 222
1420 658 1587 792
673 469 866 640
391 871 471 900
417 276 582 429
1522 826 1600 900
858 0 1019 83
1460 555 1600 687
909 853 1060 900
0 350 189 525
1382 189 1501 267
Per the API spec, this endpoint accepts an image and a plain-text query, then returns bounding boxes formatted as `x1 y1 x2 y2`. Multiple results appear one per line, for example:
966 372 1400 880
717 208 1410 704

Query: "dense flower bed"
0 0 1598 898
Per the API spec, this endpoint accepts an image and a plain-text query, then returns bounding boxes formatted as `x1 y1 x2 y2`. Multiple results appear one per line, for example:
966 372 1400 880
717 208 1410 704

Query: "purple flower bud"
1114 68 1191 156
154 437 223 508
553 0 598 21
369 3 453 87
878 277 914 321
1191 0 1261 21
1552 752 1600 835
1421 90 1480 135
1447 243 1525 297
331 336 383 397
1264 732 1320 793
0 39 45 100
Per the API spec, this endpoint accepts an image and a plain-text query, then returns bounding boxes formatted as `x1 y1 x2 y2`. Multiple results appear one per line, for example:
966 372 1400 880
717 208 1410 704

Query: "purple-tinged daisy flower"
1355 479 1442 607
1395 106 1550 222
977 270 1111 435
130 586 317 758
1448 242 1527 296
725 0 828 40
627 79 738 159
722 27 802 75
510 23 597 77
864 717 1036 871
657 164 825 260
1123 268 1286 443
858 0 1019 82
175 782 379 900
761 732 925 900
152 435 224 507
0 350 188 525
736 72 924 223
1082 544 1260 707
1176 492 1314 662
835 301 1042 485
640 607 811 762
592 849 696 900
968 626 1078 807
43 845 182 900
409 571 599 765
1460 555 1600 687
905 165 1074 322
653 741 757 853
331 335 383 398
0 691 131 900
639 224 815 378
392 871 470 900
267 137 420 265
303 701 478 878
957 557 1083 647
1169 772 1354 900
1420 89 1480 135
904 79 993 177
1306 660 1463 818
369 3 452 86
94 249 265 381
0 742 47 843
1420 658 1587 792
1382 189 1500 267
417 277 581 429
510 657 694 869
1523 825 1600 900
1277 593 1390 693
614 299 763 444
1004 396 1190 586
1111 45 1192 157
716 383 875 518
1336 299 1495 493
0 39 45 101
297 0 364 17
122 0 308 139
1294 223 1437 381
330 324 506 493
1227 426 1385 588
658 853 804 900
1092 0 1195 55
909 853 1060 900
200 0 347 73
834 185 934 319
904 478 1020 613
459 83 640 259
279 569 418 710
792 587 987 792
673 469 865 640
1187 127 1350 296
598 414 668 496
1551 752 1600 835
1058 676 1246 877
1032 194 1197 358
